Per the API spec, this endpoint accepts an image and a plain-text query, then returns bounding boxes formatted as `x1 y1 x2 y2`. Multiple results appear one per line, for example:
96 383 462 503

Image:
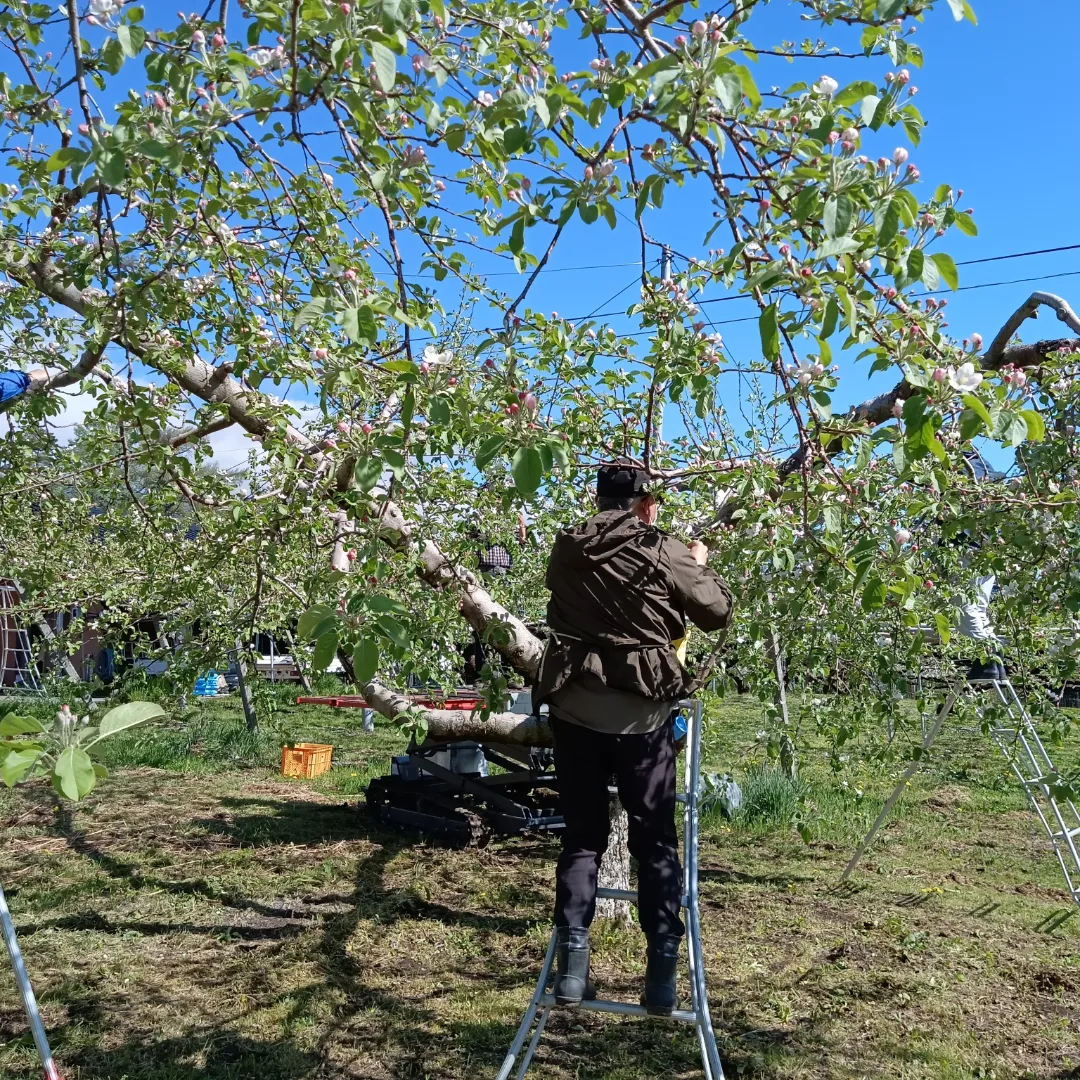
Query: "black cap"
596 462 652 499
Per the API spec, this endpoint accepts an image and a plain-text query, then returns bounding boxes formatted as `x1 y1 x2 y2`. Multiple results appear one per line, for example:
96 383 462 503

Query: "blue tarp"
0 371 30 405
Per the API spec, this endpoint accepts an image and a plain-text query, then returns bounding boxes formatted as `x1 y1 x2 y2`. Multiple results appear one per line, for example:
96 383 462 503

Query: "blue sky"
464 0 1080 436
15 1 1080 471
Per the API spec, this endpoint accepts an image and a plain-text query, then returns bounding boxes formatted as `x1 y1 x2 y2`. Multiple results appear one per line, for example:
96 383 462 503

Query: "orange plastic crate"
281 742 334 779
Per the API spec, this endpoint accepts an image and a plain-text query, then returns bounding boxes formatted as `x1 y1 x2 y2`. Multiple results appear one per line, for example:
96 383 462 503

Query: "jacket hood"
559 510 653 568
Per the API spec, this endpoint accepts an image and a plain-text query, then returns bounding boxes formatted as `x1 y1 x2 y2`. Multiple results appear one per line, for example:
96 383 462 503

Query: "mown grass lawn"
2 690 1079 1079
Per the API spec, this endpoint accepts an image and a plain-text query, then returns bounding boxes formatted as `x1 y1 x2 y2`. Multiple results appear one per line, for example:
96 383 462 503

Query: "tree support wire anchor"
496 699 725 1080
843 677 1080 910
1 879 63 1079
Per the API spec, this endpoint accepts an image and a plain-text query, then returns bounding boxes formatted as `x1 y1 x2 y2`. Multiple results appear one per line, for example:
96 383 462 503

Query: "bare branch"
985 291 1080 366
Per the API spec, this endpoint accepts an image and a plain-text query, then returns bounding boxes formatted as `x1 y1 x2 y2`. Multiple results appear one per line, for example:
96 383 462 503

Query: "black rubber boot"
552 927 596 1006
641 934 681 1016
967 657 1007 683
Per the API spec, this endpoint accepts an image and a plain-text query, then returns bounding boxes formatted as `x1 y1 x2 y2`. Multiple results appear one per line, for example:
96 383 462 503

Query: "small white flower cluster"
816 74 839 97
250 45 288 70
658 277 698 317
788 359 825 386
89 0 124 19
422 345 452 366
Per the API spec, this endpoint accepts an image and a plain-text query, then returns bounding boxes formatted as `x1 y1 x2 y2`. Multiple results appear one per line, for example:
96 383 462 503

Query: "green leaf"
0 714 45 738
352 637 379 684
445 125 466 152
1021 409 1046 443
823 505 841 535
1006 414 1027 448
367 594 408 615
382 448 405 479
816 237 860 260
823 194 853 238
1 748 41 787
934 612 953 645
905 248 924 285
44 146 86 172
930 252 959 291
954 211 978 237
298 604 338 641
962 394 993 428
376 614 409 649
96 701 164 740
861 578 887 611
475 434 505 471
876 199 901 246
429 396 451 426
549 438 570 468
354 455 382 491
820 297 839 339
371 42 397 92
860 95 882 127
920 254 940 292
945 0 978 23
511 445 543 494
959 408 983 443
53 746 96 802
99 150 126 187
312 631 339 672
714 72 742 111
116 24 146 58
759 304 780 362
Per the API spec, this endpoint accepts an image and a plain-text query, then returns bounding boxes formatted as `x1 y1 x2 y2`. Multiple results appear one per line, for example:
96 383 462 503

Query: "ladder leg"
987 681 1080 908
496 931 557 1080
842 687 959 882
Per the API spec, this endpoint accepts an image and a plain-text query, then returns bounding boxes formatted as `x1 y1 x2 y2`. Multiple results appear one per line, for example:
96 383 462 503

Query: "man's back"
535 510 733 713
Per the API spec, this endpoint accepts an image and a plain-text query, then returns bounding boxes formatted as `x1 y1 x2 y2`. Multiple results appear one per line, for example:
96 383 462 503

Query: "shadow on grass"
71 1030 320 1080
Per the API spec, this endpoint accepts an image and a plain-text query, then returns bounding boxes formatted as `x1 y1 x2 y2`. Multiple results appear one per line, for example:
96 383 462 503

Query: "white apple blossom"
789 359 816 386
89 0 124 17
948 362 983 392
477 91 495 108
816 75 839 96
250 48 274 68
422 345 452 366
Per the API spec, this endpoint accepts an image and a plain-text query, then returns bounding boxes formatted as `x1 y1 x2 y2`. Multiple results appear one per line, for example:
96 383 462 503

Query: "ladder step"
539 994 698 1024
1050 825 1080 842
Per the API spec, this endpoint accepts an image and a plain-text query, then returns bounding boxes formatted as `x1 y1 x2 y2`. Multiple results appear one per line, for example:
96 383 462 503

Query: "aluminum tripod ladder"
843 676 1080 909
497 699 725 1080
0 582 42 693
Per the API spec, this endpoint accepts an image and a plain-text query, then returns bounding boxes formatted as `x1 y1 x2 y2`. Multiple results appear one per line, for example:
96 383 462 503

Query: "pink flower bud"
153 94 166 109
212 32 224 47
779 244 791 256
827 131 839 144
448 377 457 387
812 363 825 377
311 347 328 360
344 268 357 280
361 423 373 434
523 392 538 412
325 437 337 449
932 367 946 383
759 198 771 212
337 422 350 434
78 123 90 135
885 287 897 299
897 69 910 85
674 34 687 46
346 548 357 561
1013 369 1027 387
894 528 911 545
508 403 519 415
891 399 904 418
709 28 721 41
691 20 707 36
340 2 351 11
420 361 431 374
584 165 594 180
970 332 983 350
892 147 908 166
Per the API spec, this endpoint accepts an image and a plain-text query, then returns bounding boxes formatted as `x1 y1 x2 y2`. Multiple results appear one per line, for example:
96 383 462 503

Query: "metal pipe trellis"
496 698 725 1080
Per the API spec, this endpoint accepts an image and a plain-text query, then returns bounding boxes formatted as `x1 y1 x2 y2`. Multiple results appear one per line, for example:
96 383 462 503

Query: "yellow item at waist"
673 635 688 664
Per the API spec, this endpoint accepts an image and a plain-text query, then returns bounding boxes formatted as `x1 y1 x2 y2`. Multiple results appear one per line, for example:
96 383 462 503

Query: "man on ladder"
533 462 734 1014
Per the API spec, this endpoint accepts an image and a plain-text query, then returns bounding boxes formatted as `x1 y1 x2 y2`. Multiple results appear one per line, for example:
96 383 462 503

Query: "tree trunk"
232 639 258 733
595 793 633 926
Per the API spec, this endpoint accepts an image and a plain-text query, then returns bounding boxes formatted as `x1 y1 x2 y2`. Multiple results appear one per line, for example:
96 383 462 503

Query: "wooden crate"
281 742 334 779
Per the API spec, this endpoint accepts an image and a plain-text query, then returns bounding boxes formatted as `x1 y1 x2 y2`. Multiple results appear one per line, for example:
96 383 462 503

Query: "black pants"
552 716 684 939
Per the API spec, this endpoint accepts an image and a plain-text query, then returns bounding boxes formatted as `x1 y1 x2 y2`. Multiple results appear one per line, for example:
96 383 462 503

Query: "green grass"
3 689 1080 1078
